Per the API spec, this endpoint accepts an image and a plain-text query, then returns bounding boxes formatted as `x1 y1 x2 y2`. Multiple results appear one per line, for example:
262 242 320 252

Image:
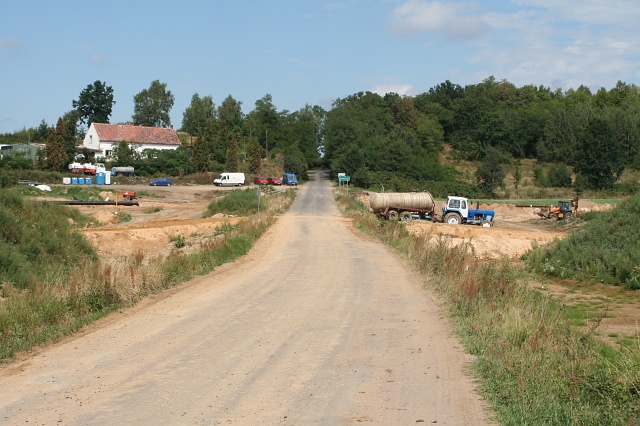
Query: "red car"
266 177 282 185
253 176 268 185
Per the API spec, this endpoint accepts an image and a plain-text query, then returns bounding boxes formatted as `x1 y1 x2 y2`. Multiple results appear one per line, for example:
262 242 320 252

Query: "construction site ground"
77 185 637 351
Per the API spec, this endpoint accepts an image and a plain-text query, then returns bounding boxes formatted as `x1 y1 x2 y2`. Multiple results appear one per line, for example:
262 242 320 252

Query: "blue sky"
1 0 639 134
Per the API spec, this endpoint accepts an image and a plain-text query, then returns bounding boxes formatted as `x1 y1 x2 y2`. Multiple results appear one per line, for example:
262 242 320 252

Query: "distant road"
0 170 490 425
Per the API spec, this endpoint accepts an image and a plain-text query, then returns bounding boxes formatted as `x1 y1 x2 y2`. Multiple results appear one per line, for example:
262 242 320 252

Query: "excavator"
516 199 576 220
536 200 574 220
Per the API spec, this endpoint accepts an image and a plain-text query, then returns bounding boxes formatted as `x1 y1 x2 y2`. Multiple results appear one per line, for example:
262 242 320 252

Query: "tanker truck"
370 192 495 226
111 166 135 177
369 192 437 222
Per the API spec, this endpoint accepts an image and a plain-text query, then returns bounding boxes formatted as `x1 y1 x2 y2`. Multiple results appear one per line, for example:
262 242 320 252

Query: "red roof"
93 123 181 146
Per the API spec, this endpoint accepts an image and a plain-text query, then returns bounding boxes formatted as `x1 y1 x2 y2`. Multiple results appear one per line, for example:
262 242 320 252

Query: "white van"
214 172 245 186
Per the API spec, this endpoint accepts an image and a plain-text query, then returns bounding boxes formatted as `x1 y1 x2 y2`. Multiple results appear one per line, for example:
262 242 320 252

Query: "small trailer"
120 191 137 201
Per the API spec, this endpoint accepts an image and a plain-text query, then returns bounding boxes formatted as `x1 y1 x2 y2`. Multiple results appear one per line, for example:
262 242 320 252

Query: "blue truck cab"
282 173 298 186
442 196 494 227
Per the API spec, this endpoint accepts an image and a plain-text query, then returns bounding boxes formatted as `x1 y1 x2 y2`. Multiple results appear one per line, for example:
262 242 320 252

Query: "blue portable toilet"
78 177 85 185
72 177 78 185
86 177 92 185
96 172 105 185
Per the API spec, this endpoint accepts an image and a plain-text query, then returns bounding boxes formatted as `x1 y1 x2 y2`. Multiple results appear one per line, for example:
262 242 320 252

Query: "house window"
105 150 112 157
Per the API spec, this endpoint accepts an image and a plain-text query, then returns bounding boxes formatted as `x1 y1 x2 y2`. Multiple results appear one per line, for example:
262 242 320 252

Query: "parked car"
253 176 268 185
149 177 172 186
266 177 282 185
282 173 298 186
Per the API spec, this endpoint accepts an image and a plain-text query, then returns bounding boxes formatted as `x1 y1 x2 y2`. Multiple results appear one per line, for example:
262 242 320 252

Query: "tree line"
2 77 639 195
324 77 640 195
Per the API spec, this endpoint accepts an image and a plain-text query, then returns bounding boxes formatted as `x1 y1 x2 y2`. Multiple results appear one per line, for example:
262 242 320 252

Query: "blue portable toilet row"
65 172 109 185
70 177 93 184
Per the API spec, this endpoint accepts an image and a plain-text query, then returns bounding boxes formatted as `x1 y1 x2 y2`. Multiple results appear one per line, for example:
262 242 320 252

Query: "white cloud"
387 0 489 40
510 0 640 26
371 83 418 96
0 36 21 49
397 0 640 90
90 53 108 64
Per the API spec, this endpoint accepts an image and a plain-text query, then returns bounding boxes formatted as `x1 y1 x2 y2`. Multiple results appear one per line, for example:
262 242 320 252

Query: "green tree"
35 119 49 142
192 121 215 172
182 94 216 139
132 80 175 127
574 115 625 190
249 137 262 174
246 94 284 157
546 163 572 187
475 148 507 195
513 159 522 191
61 110 81 163
283 146 307 181
46 118 68 172
191 130 208 172
225 136 239 172
217 95 245 161
72 80 115 127
113 141 135 166
288 104 325 168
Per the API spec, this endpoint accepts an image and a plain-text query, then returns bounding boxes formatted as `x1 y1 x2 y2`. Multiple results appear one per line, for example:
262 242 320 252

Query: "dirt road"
0 171 490 425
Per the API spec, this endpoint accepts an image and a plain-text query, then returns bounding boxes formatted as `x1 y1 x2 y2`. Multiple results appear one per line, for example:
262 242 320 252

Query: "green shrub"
169 234 186 248
527 193 640 289
547 163 572 187
0 189 97 290
204 188 261 217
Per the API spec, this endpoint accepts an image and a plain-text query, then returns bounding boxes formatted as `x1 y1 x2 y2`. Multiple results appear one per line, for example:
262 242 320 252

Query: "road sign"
338 172 345 177
338 176 350 181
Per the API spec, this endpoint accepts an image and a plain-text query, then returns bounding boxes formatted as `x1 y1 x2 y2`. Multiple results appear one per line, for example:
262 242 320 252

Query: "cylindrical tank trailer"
369 192 436 221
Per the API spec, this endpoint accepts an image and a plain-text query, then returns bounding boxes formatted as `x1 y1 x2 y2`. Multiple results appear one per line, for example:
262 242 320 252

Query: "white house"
81 123 182 159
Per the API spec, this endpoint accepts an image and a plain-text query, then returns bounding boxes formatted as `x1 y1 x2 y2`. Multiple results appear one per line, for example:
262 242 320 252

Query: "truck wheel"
400 211 412 222
481 220 492 228
387 210 399 220
444 212 461 225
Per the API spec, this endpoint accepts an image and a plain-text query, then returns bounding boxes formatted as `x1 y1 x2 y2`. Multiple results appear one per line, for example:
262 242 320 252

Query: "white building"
81 123 181 159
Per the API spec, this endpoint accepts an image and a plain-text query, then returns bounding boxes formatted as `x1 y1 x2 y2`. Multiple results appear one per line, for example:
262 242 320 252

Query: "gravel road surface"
0 170 490 425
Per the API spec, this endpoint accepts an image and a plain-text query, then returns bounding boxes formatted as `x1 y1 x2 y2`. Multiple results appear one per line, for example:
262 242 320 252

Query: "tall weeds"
337 192 640 425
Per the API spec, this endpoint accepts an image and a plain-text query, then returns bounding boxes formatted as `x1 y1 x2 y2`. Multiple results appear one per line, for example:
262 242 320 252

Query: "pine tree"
225 136 239 172
192 129 210 172
249 137 261 174
46 118 68 172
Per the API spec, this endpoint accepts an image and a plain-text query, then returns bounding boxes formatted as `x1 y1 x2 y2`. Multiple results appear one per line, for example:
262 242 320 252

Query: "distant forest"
324 77 640 195
2 77 639 196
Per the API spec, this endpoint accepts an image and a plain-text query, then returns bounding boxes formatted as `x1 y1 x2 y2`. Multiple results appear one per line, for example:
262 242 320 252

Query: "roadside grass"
335 190 640 425
0 187 295 361
135 190 165 199
144 206 163 214
203 187 295 217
